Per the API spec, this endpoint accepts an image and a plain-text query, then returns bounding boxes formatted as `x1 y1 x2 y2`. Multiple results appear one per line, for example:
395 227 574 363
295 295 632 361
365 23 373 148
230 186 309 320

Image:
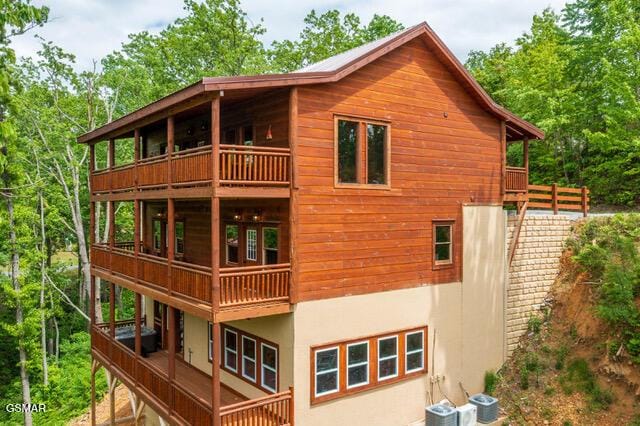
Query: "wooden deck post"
167 116 174 188
167 198 175 297
109 282 115 338
168 305 176 415
134 292 142 356
523 137 529 187
551 183 558 215
108 200 115 248
581 186 588 217
500 122 506 196
210 94 221 426
91 359 98 426
90 275 96 326
289 386 295 426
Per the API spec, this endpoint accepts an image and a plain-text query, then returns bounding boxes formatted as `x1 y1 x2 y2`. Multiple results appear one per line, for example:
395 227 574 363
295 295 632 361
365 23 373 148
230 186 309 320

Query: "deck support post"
91 359 99 426
551 183 558 215
167 116 174 188
107 370 118 426
109 282 115 338
168 305 176 416
211 94 221 426
167 198 174 297
581 186 588 217
523 137 529 189
134 292 141 357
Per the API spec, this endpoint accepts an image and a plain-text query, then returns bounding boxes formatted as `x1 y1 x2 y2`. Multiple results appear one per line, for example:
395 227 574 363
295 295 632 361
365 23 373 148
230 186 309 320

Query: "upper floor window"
433 221 454 267
336 117 390 187
226 225 239 264
263 227 279 265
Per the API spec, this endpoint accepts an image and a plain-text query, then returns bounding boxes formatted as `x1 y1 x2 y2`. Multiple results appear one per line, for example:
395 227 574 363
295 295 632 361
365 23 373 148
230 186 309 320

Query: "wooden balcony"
91 145 290 196
91 244 292 319
505 166 528 193
91 326 294 426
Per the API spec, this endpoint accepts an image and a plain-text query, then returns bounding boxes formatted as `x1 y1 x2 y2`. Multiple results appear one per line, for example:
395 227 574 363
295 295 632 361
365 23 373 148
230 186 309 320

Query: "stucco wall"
291 205 506 426
505 215 573 354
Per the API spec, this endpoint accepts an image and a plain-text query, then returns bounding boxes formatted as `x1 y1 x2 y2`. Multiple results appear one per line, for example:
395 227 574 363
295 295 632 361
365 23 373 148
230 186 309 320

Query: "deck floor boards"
145 350 247 407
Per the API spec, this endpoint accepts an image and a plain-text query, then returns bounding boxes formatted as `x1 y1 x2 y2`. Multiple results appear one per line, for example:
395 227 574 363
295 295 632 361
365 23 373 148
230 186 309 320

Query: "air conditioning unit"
469 394 499 424
456 403 477 426
425 404 457 426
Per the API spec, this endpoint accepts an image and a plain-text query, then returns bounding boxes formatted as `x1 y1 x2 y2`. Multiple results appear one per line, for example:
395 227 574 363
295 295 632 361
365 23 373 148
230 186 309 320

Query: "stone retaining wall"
506 215 574 355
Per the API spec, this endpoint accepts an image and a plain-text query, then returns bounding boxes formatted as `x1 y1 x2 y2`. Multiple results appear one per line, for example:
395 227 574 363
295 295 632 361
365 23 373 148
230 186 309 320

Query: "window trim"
241 335 257 383
314 346 340 398
261 342 278 393
224 329 238 373
221 325 280 394
334 115 391 190
310 326 428 405
405 330 425 374
432 219 455 269
346 341 369 389
377 335 399 381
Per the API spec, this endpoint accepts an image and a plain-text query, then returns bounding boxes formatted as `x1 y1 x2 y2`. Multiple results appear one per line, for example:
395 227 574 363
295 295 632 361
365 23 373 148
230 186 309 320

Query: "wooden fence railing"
527 184 589 216
172 146 213 186
138 155 168 188
220 388 294 426
219 145 290 185
172 260 212 302
173 382 213 426
220 263 291 307
505 166 528 193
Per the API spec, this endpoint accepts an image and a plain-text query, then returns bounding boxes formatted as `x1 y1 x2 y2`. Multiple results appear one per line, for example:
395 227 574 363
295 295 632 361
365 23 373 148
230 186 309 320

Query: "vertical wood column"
89 144 95 192
168 305 176 414
523 137 529 190
90 275 96 326
211 321 221 426
212 96 220 187
500 122 506 196
581 186 588 217
551 183 558 215
109 282 115 338
108 201 115 248
167 198 175 296
210 94 221 426
134 200 140 277
134 292 142 356
134 128 140 193
288 87 299 303
167 117 174 189
89 201 95 247
108 138 115 169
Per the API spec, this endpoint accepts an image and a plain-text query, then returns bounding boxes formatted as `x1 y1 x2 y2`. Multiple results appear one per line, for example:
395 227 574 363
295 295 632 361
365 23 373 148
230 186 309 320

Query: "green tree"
269 10 404 72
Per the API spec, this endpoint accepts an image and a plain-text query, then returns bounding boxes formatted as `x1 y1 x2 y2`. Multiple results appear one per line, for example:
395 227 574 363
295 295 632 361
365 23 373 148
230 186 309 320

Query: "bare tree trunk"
5 187 33 426
38 186 49 386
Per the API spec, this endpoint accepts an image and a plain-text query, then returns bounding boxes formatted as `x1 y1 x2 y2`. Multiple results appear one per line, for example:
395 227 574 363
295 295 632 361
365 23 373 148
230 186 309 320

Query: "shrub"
528 316 542 334
559 358 614 411
484 370 499 395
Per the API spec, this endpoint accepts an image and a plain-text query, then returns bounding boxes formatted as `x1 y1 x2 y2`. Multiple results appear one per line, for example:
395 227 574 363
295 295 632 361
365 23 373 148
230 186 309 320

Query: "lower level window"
221 325 279 394
311 326 427 403
261 343 278 392
315 347 339 397
377 336 398 380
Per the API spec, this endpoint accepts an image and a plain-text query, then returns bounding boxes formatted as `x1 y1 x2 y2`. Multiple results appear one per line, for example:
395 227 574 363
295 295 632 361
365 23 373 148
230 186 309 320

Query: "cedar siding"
295 38 502 301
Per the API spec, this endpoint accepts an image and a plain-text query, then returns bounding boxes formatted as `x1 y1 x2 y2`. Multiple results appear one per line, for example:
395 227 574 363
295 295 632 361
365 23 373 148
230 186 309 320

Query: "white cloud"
12 0 569 71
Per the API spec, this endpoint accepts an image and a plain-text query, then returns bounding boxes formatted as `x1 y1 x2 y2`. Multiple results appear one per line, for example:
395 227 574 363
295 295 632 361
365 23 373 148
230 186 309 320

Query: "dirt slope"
496 252 640 425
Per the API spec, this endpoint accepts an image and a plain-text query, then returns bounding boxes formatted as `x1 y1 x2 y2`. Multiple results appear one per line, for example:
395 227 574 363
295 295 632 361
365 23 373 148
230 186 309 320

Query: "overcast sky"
13 0 570 71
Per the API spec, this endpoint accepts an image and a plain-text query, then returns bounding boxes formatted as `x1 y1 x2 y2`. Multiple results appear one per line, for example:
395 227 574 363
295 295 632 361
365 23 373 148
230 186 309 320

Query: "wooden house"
79 22 584 426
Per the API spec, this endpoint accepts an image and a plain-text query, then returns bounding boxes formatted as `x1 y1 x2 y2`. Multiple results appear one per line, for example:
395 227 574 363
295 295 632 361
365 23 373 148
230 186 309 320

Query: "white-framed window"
315 347 339 397
346 341 369 389
208 322 213 362
405 330 425 373
261 343 278 392
242 336 257 382
377 336 398 381
224 329 238 372
246 229 257 261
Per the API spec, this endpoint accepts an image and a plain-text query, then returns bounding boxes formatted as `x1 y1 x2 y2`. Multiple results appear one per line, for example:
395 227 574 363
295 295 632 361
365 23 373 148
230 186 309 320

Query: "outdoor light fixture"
252 210 262 222
233 210 242 221
265 124 273 140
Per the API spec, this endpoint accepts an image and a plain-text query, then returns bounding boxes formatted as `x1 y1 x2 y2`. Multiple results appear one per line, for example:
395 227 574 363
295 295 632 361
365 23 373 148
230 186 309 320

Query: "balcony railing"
91 145 290 193
220 389 294 426
92 326 294 426
91 245 291 309
220 263 291 307
505 166 528 193
219 144 290 186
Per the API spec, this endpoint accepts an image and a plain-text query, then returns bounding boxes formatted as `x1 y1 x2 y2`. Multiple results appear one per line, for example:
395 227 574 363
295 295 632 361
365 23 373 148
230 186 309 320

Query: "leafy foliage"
467 2 640 205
